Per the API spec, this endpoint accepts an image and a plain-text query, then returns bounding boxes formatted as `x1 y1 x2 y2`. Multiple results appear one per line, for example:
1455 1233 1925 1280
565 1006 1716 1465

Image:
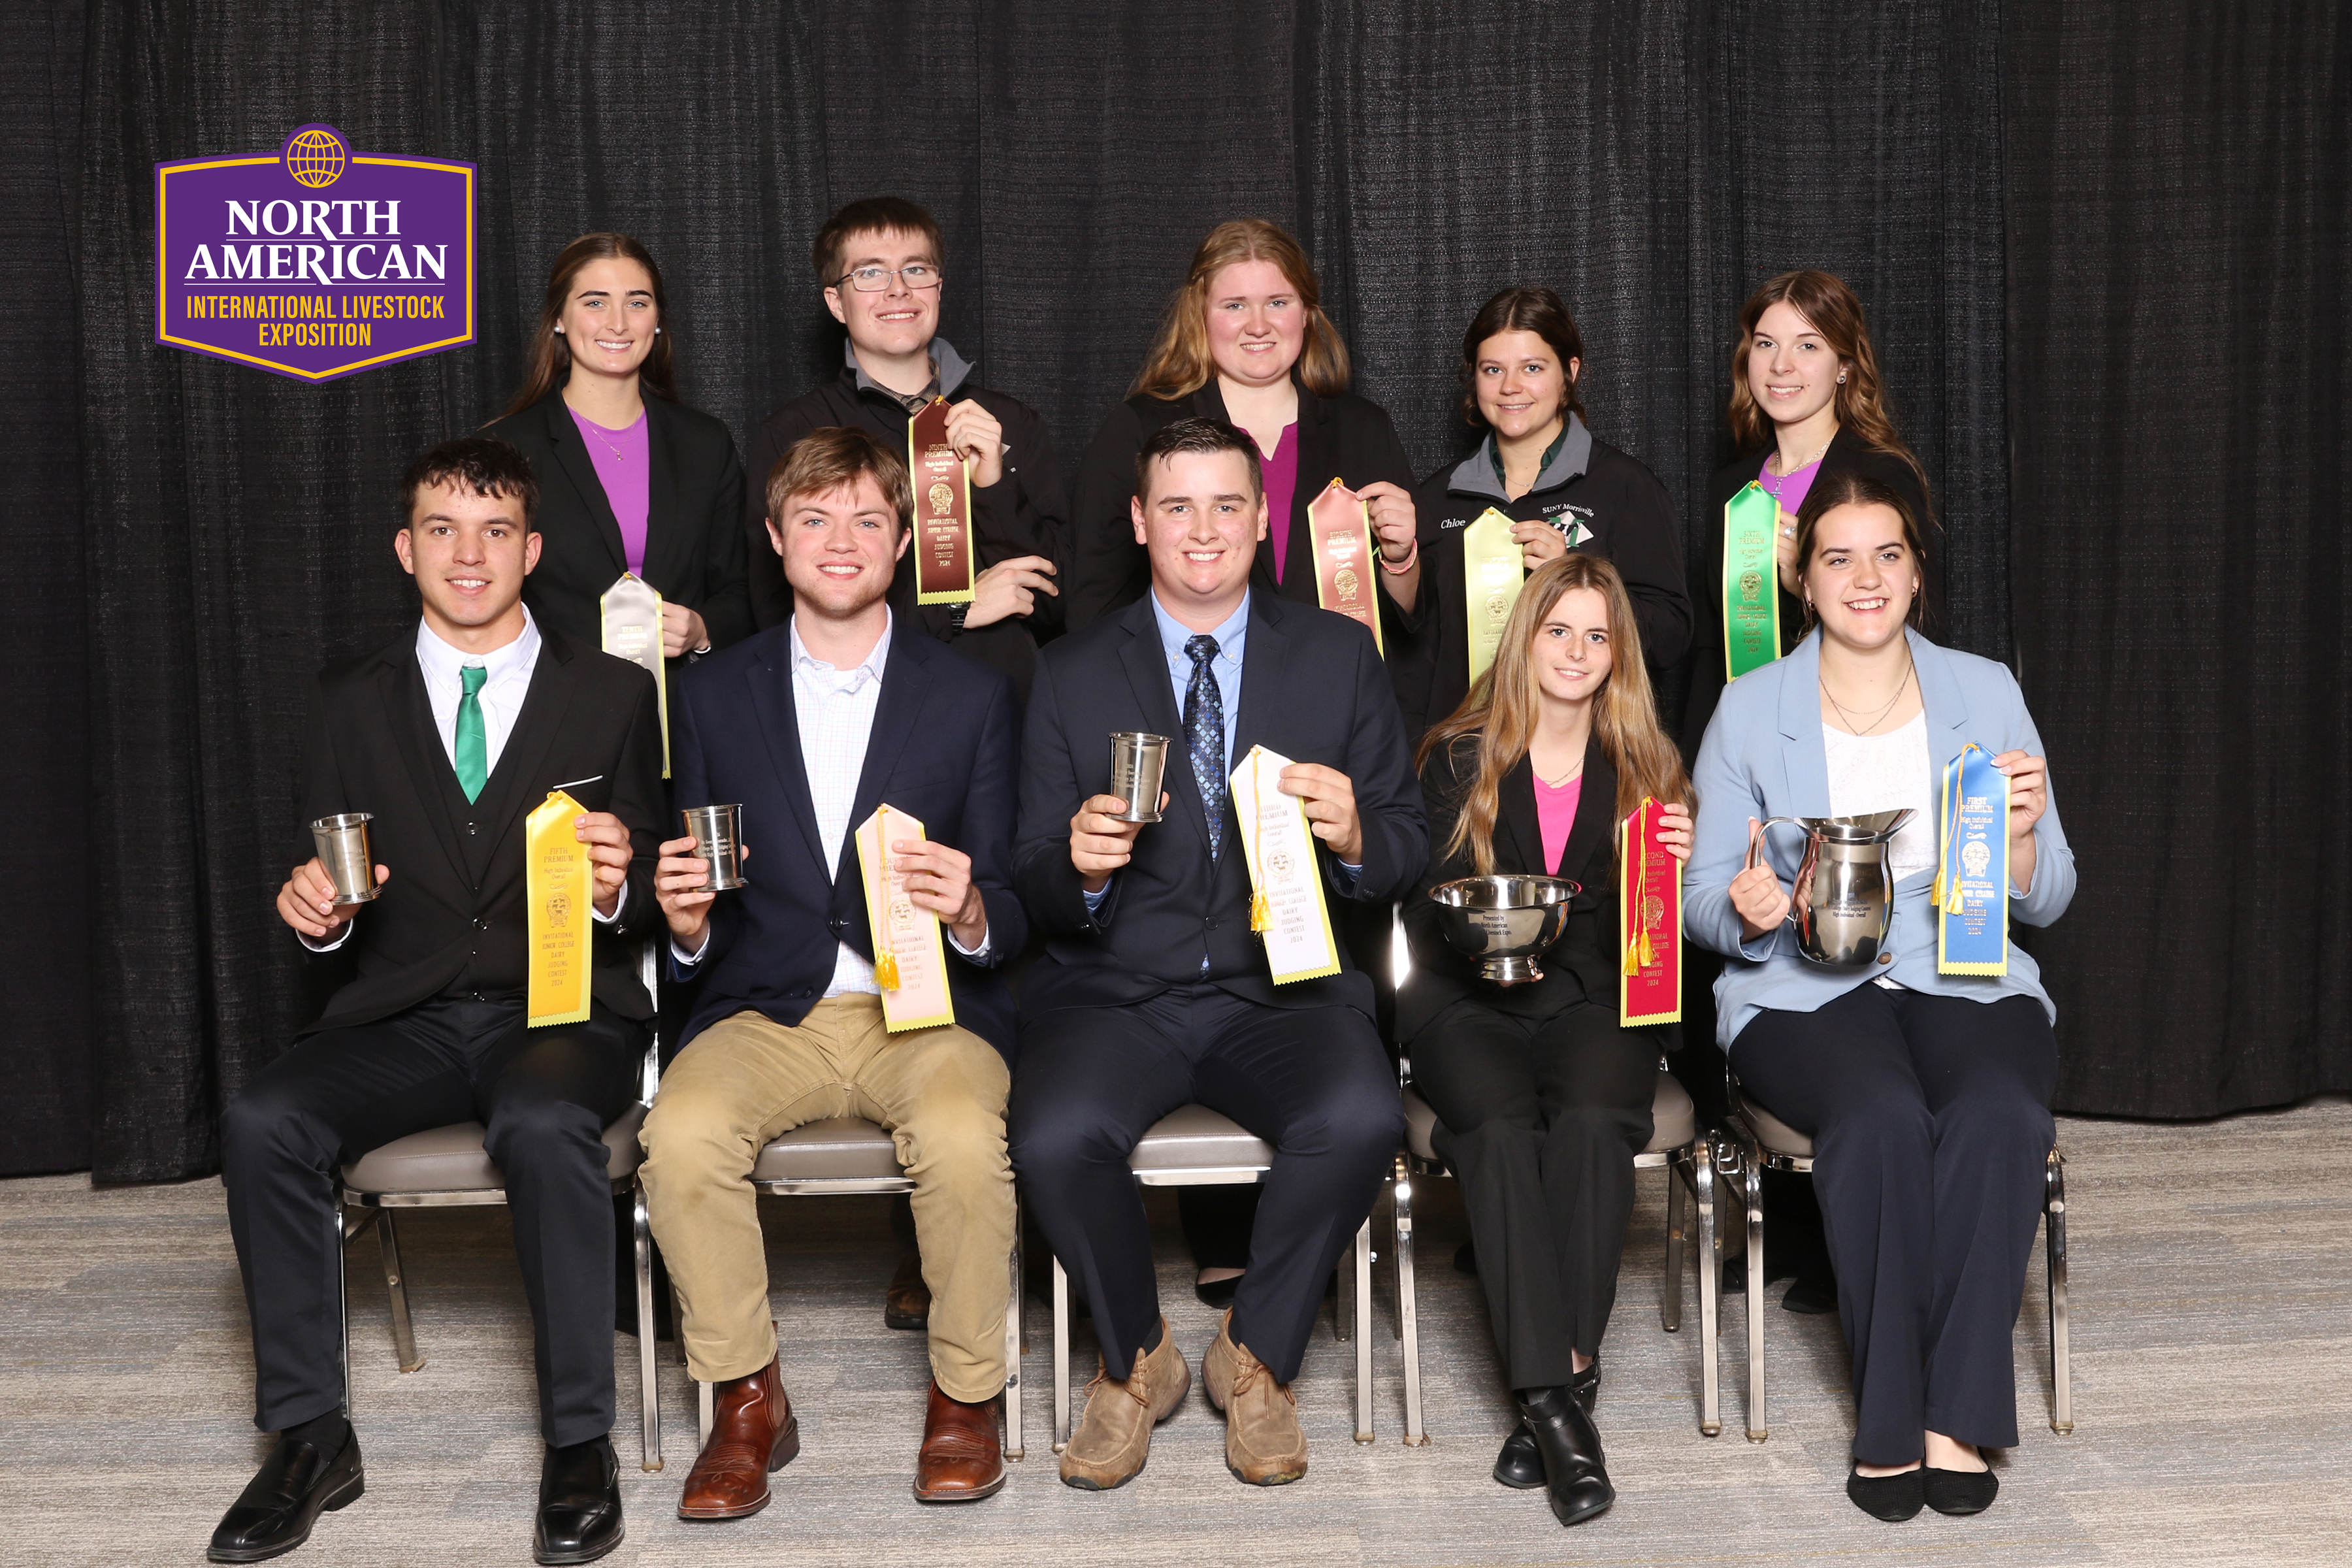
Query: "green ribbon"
1722 482 1782 680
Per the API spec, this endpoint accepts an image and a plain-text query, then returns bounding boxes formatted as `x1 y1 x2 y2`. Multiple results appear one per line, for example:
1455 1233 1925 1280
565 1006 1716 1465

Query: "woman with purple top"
1680 270 1940 757
486 232 752 679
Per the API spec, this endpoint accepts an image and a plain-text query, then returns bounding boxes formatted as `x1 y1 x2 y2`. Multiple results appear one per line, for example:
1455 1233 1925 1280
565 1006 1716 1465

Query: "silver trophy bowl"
1431 874 1580 986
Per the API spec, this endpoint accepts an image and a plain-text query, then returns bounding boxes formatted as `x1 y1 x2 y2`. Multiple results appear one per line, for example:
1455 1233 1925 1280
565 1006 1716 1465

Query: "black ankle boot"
1514 1386 1613 1527
1494 1363 1599 1489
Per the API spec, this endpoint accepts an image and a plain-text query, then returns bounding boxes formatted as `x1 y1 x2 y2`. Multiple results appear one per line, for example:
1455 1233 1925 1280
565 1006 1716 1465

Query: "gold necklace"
1536 757 1586 787
578 411 638 462
1821 653 1916 736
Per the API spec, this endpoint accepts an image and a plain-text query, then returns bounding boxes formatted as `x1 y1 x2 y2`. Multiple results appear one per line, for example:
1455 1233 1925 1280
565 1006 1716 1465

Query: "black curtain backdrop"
3 1 2340 1178
2006 3 2351 1117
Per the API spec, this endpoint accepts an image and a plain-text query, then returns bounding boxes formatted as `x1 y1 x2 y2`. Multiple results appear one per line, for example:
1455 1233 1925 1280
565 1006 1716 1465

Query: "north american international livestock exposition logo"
155 123 474 381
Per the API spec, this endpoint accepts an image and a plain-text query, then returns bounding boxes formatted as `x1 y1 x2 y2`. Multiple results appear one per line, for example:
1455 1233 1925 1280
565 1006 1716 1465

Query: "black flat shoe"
1194 1273 1241 1310
1516 1385 1614 1527
1782 1269 1838 1315
208 1429 365 1562
1492 1422 1544 1488
1923 1464 1999 1515
1846 1465 1925 1522
534 1436 623 1565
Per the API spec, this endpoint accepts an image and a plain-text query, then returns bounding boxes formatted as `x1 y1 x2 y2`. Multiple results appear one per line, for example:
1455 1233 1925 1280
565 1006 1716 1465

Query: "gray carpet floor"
3 1100 2348 1567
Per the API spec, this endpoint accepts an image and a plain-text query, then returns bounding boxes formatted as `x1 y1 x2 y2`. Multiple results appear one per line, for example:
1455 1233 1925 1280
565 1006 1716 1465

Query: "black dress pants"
1730 985 2056 1463
220 996 642 1445
1411 996 1657 1390
1009 986 1405 1384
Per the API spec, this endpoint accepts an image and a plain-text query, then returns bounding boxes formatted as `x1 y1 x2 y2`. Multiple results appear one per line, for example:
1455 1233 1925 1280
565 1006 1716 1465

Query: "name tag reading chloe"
908 397 975 606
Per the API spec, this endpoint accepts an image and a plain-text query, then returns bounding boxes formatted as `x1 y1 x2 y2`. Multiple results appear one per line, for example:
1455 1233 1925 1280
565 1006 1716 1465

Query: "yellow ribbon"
873 804 902 990
525 790 595 1027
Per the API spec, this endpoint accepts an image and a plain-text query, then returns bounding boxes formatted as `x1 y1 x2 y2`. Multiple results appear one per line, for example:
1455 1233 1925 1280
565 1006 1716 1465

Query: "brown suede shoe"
885 1252 931 1331
913 1381 1005 1503
678 1356 800 1520
1058 1316 1189 1491
1203 1312 1307 1486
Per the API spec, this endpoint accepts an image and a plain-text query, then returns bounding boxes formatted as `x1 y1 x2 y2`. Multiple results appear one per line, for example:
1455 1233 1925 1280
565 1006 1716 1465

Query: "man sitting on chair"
638 425 1026 1514
212 436 665 1566
1009 416 1419 1490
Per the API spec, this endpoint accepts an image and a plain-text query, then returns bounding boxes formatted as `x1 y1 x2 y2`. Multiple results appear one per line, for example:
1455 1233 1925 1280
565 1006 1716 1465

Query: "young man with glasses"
744 198 1066 702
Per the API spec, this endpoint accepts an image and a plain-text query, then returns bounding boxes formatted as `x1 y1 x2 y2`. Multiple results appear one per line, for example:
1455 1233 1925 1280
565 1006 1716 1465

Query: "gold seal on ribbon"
909 397 975 606
525 789 595 1027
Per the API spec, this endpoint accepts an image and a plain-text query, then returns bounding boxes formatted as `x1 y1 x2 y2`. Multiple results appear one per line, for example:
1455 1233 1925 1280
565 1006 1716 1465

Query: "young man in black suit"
1009 417 1420 1491
743 197 1065 701
638 427 1026 1515
210 437 664 1567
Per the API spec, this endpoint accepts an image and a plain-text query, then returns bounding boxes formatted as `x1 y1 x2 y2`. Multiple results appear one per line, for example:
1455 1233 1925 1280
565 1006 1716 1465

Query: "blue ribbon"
1936 743 2009 975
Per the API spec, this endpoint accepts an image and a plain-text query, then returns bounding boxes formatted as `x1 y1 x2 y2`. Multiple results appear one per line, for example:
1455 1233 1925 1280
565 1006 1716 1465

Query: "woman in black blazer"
1400 552 1691 1528
1392 286 1692 743
485 233 752 674
1680 269 1942 758
1066 218 1416 630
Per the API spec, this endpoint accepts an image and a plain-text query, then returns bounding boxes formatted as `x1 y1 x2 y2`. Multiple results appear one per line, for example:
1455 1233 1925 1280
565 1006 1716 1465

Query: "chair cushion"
749 1117 905 1182
1128 1104 1274 1173
342 1103 646 1194
1405 1071 1693 1168
1741 1097 1815 1160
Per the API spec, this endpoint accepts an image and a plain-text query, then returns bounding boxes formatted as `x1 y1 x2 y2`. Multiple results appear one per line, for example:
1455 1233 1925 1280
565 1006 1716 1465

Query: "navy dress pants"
1009 986 1404 1384
1730 985 2055 1463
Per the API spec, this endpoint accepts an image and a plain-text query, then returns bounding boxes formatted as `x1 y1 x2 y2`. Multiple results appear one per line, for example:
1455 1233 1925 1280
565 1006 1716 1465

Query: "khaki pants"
640 996 1013 1399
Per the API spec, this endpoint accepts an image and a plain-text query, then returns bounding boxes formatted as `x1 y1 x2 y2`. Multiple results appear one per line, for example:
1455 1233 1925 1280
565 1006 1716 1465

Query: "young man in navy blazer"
1010 417 1419 1490
638 426 1025 1514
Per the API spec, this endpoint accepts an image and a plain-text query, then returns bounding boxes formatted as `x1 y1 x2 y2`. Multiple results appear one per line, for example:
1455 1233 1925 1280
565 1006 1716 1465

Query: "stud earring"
1837 372 1846 384
553 325 564 334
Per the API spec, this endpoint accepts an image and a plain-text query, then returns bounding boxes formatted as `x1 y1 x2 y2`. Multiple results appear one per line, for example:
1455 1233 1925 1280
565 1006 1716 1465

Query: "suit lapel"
1911 629 1972 776
638 397 681 588
840 623 932 884
474 631 577 868
1558 739 1617 887
1497 755 1544 874
1116 596 1210 855
1776 630 1832 815
1228 591 1287 770
542 391 629 578
380 649 468 887
745 640 832 878
1285 382 1330 600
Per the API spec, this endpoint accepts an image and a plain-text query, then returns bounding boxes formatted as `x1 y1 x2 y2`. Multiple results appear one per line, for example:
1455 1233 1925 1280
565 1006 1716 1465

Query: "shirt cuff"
1333 860 1363 890
299 922 354 953
947 924 991 962
593 881 625 925
1082 879 1111 913
671 928 710 969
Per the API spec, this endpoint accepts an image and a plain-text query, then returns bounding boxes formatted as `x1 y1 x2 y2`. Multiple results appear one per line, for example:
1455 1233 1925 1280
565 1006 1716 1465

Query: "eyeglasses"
834 264 943 293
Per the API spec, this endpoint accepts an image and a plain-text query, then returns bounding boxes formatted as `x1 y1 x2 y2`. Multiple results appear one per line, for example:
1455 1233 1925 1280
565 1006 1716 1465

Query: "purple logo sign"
155 124 474 381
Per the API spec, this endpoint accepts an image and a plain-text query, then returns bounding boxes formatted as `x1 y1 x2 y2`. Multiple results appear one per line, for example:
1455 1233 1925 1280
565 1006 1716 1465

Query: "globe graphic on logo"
285 127 347 188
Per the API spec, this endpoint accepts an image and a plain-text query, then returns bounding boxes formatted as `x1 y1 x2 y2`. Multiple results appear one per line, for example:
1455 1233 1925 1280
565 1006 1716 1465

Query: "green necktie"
454 664 489 802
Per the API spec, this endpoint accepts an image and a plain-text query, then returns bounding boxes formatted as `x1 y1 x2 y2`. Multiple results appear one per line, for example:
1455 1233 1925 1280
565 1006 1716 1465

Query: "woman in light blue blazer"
1686 468 2074 1525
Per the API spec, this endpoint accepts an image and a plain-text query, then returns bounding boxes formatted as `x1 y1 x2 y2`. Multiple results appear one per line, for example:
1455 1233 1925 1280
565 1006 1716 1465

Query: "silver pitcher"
1744 809 1916 967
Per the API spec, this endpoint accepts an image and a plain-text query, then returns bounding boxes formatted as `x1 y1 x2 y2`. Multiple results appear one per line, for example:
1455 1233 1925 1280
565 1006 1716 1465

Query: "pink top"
1262 423 1299 582
1757 448 1824 519
1535 773 1584 877
570 407 651 576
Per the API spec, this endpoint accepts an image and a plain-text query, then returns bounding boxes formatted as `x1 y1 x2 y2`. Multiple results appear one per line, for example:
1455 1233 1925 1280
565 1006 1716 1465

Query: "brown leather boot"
1058 1316 1189 1491
1203 1312 1307 1486
913 1380 1006 1503
677 1356 800 1520
885 1252 931 1331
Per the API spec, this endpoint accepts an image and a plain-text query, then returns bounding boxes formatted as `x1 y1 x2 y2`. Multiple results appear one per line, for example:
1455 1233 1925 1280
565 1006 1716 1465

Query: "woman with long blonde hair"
1065 218 1416 629
1399 553 1692 1529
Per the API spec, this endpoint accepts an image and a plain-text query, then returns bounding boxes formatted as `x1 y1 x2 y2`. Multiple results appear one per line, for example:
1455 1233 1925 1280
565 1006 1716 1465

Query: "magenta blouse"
570 407 650 576
1535 773 1584 877
1262 423 1299 582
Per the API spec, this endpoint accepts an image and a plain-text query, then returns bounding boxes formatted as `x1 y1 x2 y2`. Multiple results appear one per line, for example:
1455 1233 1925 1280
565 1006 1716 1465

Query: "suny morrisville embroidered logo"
155 123 474 381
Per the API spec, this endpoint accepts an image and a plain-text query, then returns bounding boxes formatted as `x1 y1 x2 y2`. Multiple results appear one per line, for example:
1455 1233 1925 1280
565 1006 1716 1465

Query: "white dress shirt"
674 610 985 979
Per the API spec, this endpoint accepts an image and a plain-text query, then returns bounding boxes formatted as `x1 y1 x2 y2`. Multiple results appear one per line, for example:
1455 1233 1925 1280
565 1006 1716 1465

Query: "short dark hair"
1133 416 1263 504
766 425 913 534
1458 284 1588 427
400 436 538 527
811 197 944 287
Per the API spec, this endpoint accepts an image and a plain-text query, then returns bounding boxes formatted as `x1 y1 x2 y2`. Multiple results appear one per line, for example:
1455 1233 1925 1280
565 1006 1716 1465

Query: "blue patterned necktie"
1183 634 1228 860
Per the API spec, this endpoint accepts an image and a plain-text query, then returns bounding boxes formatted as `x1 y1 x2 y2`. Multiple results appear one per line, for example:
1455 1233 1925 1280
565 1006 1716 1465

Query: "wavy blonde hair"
1416 555 1690 876
1130 219 1352 400
1724 269 1931 519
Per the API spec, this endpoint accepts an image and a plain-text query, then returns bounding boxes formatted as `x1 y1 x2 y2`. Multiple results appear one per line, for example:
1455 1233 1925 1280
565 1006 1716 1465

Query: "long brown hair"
1130 219 1351 400
498 232 677 419
1457 285 1587 427
1724 269 1931 517
1792 468 1929 636
1417 555 1689 875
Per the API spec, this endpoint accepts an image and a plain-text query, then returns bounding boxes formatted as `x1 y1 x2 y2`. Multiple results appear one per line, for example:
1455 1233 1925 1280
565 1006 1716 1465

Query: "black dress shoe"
1194 1272 1241 1310
1846 1465 1925 1522
1923 1464 1999 1515
535 1437 623 1566
208 1429 365 1562
1782 1267 1838 1315
1492 1423 1544 1488
1515 1385 1614 1527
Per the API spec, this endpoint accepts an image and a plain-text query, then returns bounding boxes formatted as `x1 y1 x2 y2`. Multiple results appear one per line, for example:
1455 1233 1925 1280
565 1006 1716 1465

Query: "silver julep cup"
310 813 380 905
681 804 747 892
1107 732 1171 825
